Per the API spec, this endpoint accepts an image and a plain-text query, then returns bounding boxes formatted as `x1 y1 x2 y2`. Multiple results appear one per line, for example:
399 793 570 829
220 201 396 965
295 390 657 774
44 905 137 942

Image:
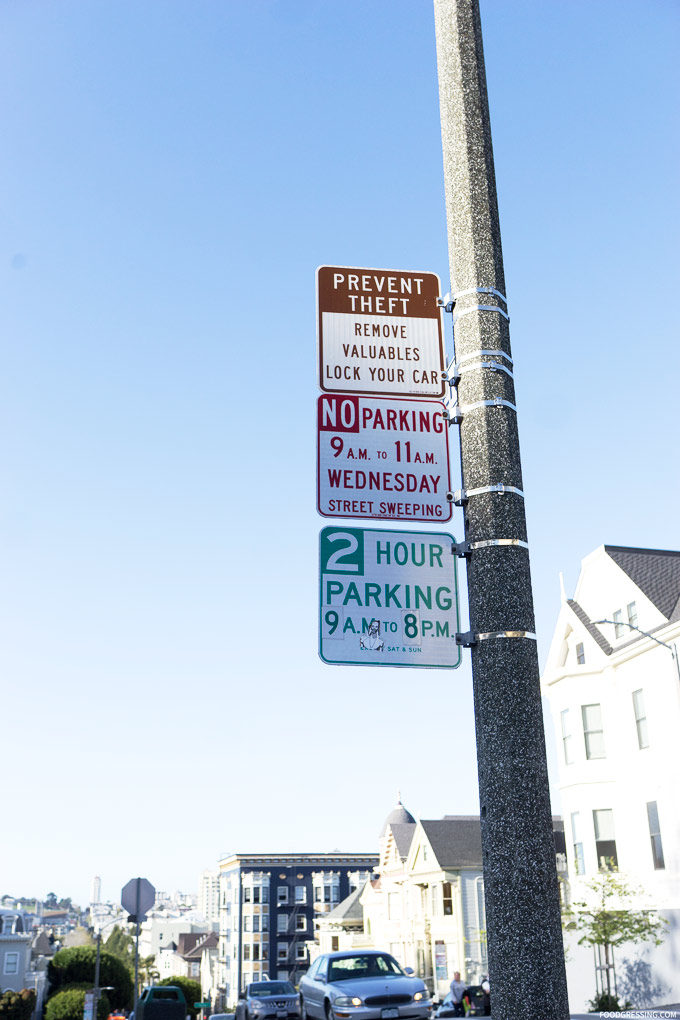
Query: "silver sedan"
299 951 431 1020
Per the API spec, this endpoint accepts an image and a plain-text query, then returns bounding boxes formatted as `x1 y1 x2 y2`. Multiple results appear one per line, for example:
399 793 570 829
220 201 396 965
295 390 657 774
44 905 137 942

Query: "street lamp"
92 914 127 1020
593 618 680 686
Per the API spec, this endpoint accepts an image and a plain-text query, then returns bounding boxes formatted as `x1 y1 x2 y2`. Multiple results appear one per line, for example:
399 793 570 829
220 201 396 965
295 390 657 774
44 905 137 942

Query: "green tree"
158 977 201 1019
563 871 667 1010
44 987 110 1020
138 956 159 988
0 989 36 1020
104 927 134 973
48 946 133 1010
45 893 58 909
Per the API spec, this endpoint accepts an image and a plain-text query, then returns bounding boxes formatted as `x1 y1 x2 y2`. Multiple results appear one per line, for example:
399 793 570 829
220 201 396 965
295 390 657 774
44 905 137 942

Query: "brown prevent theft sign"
317 265 446 398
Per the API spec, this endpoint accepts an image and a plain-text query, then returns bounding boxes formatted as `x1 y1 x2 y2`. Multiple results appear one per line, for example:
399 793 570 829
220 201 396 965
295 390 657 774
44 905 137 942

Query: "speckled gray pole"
433 2 570 1017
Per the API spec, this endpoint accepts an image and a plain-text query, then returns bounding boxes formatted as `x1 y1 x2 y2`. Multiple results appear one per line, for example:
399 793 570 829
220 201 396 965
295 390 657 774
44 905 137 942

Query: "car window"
249 983 295 998
306 959 320 980
328 955 403 982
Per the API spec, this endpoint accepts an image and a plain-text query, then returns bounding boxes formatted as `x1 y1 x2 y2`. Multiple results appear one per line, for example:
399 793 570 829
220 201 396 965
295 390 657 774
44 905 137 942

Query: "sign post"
121 878 155 1015
319 526 460 668
317 265 446 398
317 394 452 523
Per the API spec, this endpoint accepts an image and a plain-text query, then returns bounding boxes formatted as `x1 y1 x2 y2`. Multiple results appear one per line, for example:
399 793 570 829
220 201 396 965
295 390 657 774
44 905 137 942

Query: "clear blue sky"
2 1 678 908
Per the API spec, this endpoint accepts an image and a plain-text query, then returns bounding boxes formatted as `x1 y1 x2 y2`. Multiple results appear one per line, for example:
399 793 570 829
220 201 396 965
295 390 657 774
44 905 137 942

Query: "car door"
303 956 327 1018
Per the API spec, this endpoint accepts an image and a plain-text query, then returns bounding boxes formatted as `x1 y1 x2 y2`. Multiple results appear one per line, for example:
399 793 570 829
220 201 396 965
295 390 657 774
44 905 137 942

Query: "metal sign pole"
134 880 140 1016
433 2 570 1017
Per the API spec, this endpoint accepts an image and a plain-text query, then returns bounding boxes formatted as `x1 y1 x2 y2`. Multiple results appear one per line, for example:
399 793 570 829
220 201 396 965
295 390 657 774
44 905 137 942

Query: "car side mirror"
315 975 325 982
403 968 414 976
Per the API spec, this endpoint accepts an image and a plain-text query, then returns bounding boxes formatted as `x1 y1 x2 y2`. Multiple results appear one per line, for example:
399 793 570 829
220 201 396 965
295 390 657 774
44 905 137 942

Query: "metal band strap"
470 539 529 551
459 398 517 414
456 360 514 379
452 286 508 305
477 631 537 641
453 349 513 366
453 484 525 505
452 303 510 324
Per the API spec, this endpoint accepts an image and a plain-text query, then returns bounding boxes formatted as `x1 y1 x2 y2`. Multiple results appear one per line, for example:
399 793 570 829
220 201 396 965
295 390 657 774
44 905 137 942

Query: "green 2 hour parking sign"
319 526 461 668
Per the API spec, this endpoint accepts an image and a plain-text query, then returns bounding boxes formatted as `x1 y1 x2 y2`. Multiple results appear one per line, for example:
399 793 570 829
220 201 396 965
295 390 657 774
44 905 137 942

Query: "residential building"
214 851 377 1009
542 544 680 1010
156 931 218 982
138 918 209 959
0 909 48 1014
312 802 566 998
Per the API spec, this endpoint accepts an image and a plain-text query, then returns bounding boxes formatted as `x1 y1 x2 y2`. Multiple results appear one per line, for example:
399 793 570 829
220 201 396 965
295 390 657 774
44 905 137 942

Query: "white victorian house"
542 544 680 1010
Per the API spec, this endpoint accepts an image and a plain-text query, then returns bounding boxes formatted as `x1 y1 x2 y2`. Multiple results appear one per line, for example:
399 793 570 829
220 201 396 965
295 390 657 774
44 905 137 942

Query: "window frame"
582 703 606 760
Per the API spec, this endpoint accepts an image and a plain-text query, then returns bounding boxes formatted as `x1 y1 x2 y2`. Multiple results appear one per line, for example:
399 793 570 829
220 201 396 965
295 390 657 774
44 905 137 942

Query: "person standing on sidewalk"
448 972 466 1017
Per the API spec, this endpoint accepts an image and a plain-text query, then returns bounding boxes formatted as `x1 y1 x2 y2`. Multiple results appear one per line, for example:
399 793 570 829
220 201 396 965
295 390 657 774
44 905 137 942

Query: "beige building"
313 803 487 995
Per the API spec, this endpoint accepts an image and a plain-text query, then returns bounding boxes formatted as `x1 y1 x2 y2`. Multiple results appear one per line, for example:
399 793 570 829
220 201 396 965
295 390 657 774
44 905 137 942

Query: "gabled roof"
604 546 680 621
183 932 218 959
566 599 613 655
324 886 364 923
389 822 416 861
419 818 482 869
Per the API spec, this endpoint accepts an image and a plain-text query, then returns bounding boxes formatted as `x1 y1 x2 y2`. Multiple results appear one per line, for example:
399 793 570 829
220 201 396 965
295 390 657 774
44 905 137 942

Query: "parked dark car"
136 986 187 1020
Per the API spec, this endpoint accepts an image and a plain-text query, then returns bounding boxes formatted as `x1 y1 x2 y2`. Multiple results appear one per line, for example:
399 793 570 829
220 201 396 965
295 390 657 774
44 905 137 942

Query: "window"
295 944 306 961
278 943 288 961
295 886 307 904
647 802 665 870
295 915 307 932
262 947 269 961
571 813 585 875
633 690 649 749
253 945 260 961
613 609 624 639
277 913 288 933
4 953 19 975
253 887 261 904
561 709 573 764
442 882 453 915
388 892 402 920
324 887 331 903
253 915 260 932
313 886 322 903
261 914 269 932
576 643 585 665
627 602 638 628
243 887 252 903
593 809 618 870
277 886 289 905
331 936 339 952
582 703 606 759
244 917 251 932
261 887 269 904
243 945 251 961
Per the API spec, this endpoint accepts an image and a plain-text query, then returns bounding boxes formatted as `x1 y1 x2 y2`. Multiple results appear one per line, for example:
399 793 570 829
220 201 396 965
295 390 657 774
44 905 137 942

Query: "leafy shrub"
48 947 132 1009
0 989 36 1020
45 987 110 1020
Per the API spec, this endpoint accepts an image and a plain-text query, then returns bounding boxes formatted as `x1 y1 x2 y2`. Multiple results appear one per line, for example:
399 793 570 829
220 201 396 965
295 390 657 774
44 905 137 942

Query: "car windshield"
328 955 403 982
249 984 295 998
